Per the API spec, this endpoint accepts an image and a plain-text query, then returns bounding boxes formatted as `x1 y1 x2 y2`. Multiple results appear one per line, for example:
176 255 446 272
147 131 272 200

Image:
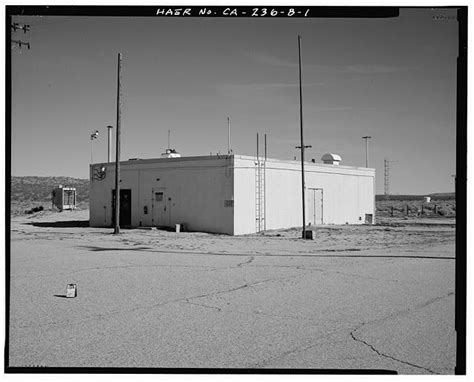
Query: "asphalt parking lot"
8 210 456 373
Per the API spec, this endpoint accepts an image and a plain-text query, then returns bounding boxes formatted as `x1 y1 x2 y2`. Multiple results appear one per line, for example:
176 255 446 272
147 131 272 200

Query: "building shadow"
25 220 90 228
53 294 68 298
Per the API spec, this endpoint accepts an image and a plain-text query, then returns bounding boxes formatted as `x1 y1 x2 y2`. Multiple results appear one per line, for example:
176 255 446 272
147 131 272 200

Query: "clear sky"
10 7 459 194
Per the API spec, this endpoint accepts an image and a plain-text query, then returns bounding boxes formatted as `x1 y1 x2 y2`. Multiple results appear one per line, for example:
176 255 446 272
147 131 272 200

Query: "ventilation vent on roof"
321 153 342 165
161 149 181 158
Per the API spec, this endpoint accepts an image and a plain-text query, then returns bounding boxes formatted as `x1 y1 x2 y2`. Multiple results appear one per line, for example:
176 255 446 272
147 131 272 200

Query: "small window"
155 192 163 202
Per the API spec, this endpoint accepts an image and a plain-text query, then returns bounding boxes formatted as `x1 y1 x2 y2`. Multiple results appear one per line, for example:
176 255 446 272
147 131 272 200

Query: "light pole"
90 130 99 163
362 136 371 167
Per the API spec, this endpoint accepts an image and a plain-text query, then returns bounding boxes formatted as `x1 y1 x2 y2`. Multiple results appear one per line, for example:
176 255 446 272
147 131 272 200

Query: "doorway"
112 189 132 227
307 188 323 225
151 188 168 227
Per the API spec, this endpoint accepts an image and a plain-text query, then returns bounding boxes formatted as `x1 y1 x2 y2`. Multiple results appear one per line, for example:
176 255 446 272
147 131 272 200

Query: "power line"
11 22 31 50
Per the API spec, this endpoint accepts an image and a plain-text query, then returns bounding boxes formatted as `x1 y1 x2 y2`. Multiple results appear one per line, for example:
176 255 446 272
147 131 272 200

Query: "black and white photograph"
5 4 468 375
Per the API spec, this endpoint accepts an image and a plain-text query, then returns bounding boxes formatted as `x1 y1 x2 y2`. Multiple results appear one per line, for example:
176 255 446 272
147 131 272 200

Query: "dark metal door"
112 189 132 227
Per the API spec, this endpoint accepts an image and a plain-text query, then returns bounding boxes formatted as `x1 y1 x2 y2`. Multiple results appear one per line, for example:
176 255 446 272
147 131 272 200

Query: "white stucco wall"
90 154 374 236
233 156 375 235
90 156 234 234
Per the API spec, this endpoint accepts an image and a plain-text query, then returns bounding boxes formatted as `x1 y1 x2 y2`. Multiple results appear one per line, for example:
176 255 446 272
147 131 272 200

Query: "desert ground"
8 208 455 373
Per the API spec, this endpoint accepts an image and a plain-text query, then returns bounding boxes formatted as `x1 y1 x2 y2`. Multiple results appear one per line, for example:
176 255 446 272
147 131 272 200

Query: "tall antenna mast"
384 158 398 200
384 159 390 200
168 129 170 150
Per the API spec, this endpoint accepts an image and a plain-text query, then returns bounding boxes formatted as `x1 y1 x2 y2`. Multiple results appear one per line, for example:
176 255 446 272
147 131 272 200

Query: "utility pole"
11 22 30 33
114 53 122 235
107 126 113 163
296 35 312 239
11 22 31 50
362 136 371 167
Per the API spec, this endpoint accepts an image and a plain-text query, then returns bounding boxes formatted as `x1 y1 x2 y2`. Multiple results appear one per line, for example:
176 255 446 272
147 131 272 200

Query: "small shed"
52 186 76 211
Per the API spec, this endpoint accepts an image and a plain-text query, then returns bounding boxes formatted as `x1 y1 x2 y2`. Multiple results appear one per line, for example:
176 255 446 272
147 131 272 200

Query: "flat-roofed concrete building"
89 154 375 235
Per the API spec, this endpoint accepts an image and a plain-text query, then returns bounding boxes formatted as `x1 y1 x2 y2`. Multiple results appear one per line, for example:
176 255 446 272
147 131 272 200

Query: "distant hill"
10 176 89 214
375 193 455 201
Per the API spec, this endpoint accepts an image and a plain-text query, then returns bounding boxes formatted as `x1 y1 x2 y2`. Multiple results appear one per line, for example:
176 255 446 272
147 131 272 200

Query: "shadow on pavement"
25 220 90 228
53 294 68 298
78 245 153 252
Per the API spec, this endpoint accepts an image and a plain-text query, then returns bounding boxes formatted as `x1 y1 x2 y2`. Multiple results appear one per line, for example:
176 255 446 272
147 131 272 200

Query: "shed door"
152 188 168 227
307 188 323 225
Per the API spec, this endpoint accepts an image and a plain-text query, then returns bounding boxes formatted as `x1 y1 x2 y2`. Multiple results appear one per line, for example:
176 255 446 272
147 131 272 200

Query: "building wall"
233 156 375 235
90 155 374 236
90 156 234 234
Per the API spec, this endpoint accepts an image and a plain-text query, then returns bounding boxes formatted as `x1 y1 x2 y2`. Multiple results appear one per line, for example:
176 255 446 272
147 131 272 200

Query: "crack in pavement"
349 331 438 374
249 310 320 322
13 263 220 279
14 273 303 330
253 291 454 371
348 291 455 375
252 328 346 368
319 268 400 283
184 300 222 312
237 256 255 267
356 291 455 329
